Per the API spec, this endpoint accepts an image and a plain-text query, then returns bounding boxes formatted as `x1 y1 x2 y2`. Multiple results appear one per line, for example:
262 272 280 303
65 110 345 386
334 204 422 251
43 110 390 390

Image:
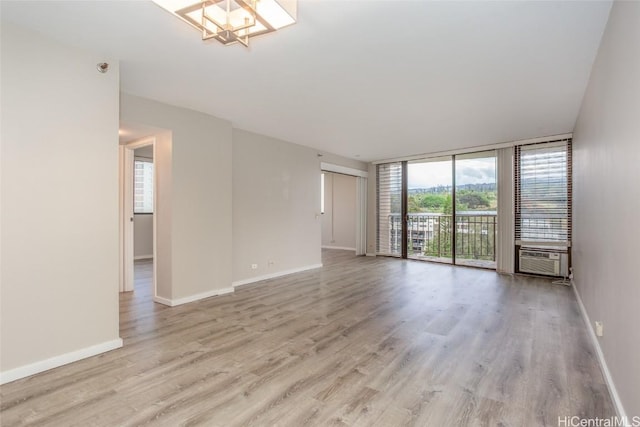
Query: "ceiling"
2 1 612 162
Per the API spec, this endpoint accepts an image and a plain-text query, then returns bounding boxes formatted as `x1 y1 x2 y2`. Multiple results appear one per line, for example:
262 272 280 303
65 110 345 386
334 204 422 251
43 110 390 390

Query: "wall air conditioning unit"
519 249 568 277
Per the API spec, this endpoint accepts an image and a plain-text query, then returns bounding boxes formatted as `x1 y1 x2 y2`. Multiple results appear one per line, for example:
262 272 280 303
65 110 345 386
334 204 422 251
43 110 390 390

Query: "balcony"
386 213 497 269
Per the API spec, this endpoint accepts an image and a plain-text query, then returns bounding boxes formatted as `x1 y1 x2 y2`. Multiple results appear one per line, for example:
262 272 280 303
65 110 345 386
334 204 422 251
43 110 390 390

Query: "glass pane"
134 160 154 213
455 151 497 269
407 157 453 263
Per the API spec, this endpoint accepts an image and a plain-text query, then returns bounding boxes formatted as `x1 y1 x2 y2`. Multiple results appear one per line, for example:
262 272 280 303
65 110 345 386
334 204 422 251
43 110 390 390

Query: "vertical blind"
514 139 571 246
134 159 154 213
376 162 402 256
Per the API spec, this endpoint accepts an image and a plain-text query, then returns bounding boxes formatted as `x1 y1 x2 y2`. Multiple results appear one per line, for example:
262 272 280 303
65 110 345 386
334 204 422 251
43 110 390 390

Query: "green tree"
408 195 421 213
458 192 490 209
443 194 453 215
420 194 447 211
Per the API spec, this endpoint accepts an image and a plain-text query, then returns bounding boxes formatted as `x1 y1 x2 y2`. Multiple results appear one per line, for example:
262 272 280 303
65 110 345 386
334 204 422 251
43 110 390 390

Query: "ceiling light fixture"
152 0 296 47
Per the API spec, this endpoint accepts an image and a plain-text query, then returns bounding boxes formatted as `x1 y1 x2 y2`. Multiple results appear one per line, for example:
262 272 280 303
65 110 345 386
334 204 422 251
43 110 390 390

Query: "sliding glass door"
407 157 453 263
455 151 497 269
376 151 498 269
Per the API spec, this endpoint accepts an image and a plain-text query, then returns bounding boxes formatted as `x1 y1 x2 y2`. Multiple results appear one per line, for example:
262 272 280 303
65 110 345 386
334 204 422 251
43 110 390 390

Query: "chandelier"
152 0 297 47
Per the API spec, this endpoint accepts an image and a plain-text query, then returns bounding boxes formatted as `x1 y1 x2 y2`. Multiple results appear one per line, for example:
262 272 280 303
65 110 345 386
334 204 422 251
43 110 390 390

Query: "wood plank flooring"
0 250 614 426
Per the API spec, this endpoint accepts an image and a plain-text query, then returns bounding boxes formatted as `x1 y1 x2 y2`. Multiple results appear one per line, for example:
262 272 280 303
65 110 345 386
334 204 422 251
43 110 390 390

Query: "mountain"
408 183 497 194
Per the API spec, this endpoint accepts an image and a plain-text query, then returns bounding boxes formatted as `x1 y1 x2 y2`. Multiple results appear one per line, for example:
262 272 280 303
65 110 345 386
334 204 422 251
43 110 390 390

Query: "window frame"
133 157 154 215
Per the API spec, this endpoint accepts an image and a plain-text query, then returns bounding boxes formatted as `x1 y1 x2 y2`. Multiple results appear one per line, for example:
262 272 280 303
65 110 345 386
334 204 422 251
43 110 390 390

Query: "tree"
408 196 421 213
443 194 453 215
420 194 446 211
458 192 490 209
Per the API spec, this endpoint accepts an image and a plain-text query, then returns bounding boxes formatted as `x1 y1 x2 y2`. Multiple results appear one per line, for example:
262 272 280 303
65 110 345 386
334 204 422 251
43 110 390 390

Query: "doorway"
132 145 155 296
320 163 368 256
321 172 358 252
119 138 157 296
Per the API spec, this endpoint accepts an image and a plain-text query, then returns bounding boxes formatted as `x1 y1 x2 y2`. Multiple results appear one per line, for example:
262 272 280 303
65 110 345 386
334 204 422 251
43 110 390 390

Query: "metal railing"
387 213 497 262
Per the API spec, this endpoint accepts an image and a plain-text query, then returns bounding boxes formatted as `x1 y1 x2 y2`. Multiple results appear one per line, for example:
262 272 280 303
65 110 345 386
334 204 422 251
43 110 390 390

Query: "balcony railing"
386 212 497 268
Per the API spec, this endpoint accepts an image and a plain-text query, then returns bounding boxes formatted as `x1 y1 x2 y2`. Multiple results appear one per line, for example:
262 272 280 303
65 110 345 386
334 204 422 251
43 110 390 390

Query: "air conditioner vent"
519 249 567 277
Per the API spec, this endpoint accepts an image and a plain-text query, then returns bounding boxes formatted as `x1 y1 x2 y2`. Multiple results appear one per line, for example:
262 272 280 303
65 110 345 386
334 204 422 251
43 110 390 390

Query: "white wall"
133 214 153 259
153 131 173 300
120 94 233 302
572 0 640 418
318 151 367 172
232 129 365 285
1 24 121 376
321 172 357 250
134 145 153 158
232 129 322 284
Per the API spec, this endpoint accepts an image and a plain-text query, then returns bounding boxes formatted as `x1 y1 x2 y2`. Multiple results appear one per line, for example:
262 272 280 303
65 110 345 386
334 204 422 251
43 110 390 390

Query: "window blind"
134 159 154 214
514 139 571 246
376 162 403 256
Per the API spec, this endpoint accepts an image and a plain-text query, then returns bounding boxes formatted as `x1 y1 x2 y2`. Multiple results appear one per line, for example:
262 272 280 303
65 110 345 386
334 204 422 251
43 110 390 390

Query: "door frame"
119 137 157 293
320 162 368 255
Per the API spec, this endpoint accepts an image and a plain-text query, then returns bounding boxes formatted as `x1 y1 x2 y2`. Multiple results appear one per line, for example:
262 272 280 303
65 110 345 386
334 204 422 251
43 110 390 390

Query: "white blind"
134 159 154 214
376 163 402 256
515 139 571 246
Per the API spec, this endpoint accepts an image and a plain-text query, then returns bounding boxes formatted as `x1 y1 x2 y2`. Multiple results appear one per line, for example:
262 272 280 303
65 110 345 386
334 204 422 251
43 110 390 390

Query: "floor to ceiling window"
454 151 497 269
407 157 453 263
377 151 497 269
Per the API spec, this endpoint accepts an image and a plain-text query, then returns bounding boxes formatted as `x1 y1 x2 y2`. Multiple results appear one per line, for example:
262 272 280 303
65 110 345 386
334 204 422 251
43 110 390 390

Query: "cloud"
407 157 495 189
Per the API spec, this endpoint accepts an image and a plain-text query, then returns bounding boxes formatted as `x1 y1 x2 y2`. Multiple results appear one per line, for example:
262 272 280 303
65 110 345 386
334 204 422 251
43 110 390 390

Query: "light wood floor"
1 250 614 426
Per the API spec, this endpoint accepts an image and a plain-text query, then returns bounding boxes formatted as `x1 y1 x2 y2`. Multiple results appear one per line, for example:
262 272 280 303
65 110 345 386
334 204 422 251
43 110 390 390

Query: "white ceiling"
2 1 612 162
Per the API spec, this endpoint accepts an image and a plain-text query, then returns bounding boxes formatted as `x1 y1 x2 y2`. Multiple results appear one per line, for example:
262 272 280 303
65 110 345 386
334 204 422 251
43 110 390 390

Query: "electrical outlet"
251 264 258 270
595 321 604 337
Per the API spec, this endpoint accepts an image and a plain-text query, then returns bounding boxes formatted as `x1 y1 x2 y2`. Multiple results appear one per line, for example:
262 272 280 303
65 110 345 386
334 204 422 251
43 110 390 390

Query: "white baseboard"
0 338 123 385
233 264 323 288
153 295 173 306
365 253 376 257
156 264 326 305
321 246 356 251
134 255 153 260
153 287 235 307
572 282 627 420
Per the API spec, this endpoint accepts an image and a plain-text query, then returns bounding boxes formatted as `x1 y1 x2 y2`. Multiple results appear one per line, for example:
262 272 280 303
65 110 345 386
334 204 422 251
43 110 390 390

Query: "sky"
407 157 496 189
